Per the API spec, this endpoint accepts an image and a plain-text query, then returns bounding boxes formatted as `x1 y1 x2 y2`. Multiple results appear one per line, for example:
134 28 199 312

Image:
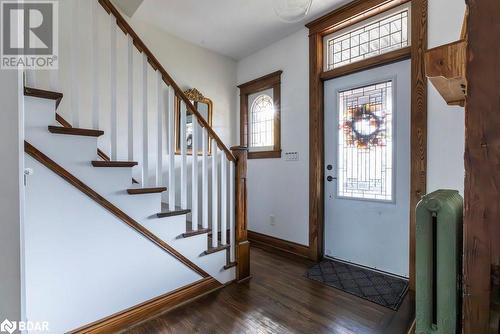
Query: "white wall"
237 29 310 245
124 16 238 147
236 0 466 246
0 69 24 322
427 0 466 195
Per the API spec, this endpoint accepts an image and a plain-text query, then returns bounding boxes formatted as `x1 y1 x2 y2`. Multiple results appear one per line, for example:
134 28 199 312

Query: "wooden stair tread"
127 187 166 195
24 87 63 108
95 148 139 184
181 222 211 238
208 228 231 237
224 262 237 270
48 126 104 137
91 161 138 168
157 203 191 218
157 209 190 218
204 243 230 255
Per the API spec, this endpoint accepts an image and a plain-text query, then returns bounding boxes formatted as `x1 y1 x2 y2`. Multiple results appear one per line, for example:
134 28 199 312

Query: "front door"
324 60 411 277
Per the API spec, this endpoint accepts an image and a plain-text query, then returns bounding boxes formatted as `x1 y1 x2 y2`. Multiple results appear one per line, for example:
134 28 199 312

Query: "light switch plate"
284 151 299 161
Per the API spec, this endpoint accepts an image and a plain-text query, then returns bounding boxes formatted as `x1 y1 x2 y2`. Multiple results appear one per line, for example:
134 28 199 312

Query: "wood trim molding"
308 32 324 262
306 0 410 36
238 71 282 159
463 0 499 332
306 0 428 294
237 70 283 92
24 141 209 278
69 277 222 334
408 0 428 293
248 231 310 259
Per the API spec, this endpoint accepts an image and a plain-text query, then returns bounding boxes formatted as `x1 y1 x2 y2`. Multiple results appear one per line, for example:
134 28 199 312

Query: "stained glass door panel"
337 81 393 201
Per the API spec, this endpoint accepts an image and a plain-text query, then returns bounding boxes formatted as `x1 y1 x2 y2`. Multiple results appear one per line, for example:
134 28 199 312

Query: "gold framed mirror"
175 88 213 155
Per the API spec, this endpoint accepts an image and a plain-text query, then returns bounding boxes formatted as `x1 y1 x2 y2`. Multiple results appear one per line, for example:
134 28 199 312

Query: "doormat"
305 259 408 310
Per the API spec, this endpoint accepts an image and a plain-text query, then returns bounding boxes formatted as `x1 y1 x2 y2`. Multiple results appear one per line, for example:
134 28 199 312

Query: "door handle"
327 176 337 182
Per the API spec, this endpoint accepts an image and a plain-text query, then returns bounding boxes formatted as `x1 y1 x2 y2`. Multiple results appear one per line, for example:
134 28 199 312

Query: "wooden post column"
231 146 251 283
463 0 500 332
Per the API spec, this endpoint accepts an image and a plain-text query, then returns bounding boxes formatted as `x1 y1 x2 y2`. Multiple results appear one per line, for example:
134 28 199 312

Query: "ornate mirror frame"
175 88 213 155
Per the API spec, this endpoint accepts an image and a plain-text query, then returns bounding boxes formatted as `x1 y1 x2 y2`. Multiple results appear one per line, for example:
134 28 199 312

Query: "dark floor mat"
305 259 408 310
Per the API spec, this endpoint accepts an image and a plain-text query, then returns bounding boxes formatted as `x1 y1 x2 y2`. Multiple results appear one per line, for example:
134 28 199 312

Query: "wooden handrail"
98 0 235 162
25 141 210 278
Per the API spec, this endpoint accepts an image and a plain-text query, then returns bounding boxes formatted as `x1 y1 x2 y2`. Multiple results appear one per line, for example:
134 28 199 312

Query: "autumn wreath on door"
342 104 387 149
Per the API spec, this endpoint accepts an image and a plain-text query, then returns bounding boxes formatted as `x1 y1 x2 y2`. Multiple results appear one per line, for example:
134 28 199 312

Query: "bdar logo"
0 319 16 334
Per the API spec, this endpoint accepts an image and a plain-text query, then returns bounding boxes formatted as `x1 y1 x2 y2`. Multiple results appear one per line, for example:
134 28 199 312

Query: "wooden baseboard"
248 230 310 260
69 277 222 334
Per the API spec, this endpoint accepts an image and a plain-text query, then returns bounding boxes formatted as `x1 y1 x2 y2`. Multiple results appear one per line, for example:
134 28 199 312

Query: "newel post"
231 146 250 283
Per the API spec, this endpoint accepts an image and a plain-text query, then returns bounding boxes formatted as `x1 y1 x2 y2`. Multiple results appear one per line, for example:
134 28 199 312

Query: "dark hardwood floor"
125 247 414 334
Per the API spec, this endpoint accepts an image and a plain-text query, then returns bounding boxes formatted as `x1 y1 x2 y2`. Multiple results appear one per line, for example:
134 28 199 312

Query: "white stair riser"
25 97 163 221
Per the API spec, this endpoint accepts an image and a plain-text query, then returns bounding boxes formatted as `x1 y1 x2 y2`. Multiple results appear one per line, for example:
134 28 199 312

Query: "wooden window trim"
238 71 282 159
306 0 427 295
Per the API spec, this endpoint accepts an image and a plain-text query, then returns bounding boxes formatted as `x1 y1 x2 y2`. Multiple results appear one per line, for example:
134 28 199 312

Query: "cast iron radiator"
416 190 463 334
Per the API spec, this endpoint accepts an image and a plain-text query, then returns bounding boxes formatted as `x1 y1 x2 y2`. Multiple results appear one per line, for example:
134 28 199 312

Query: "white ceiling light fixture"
273 0 313 23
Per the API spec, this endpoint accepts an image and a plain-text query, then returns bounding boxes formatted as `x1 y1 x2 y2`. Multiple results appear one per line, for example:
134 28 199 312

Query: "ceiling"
127 0 349 60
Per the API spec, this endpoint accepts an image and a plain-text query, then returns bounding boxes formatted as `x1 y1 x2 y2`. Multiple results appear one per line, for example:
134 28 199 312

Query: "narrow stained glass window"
337 81 393 201
250 94 274 149
325 5 410 71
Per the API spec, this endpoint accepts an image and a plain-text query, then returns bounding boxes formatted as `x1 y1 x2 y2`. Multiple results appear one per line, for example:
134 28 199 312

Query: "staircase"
22 1 249 332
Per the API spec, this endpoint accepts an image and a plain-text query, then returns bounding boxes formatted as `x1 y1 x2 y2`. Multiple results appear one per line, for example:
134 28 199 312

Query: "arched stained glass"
250 94 274 148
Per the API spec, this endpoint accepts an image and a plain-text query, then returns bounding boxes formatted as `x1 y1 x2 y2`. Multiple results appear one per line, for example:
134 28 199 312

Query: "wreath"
342 104 384 148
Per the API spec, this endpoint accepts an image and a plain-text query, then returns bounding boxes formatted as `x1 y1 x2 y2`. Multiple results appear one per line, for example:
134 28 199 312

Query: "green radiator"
416 190 463 334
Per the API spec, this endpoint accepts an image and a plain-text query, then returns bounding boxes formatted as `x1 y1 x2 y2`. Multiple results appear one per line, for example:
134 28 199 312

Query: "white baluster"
229 161 235 262
211 141 218 248
91 0 100 130
156 71 163 186
221 154 227 245
71 0 80 127
142 55 149 186
168 88 176 210
110 16 117 160
202 128 209 229
180 102 187 209
127 36 134 161
191 119 199 230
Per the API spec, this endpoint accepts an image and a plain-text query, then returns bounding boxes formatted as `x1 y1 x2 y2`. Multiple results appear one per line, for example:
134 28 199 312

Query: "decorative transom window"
337 81 394 201
249 92 274 148
324 4 411 71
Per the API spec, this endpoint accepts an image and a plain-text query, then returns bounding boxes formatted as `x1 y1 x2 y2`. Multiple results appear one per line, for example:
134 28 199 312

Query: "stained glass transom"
250 94 274 148
326 9 409 70
337 81 393 201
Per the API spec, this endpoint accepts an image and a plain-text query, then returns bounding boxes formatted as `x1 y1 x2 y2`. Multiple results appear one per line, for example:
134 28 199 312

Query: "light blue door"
324 60 411 277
